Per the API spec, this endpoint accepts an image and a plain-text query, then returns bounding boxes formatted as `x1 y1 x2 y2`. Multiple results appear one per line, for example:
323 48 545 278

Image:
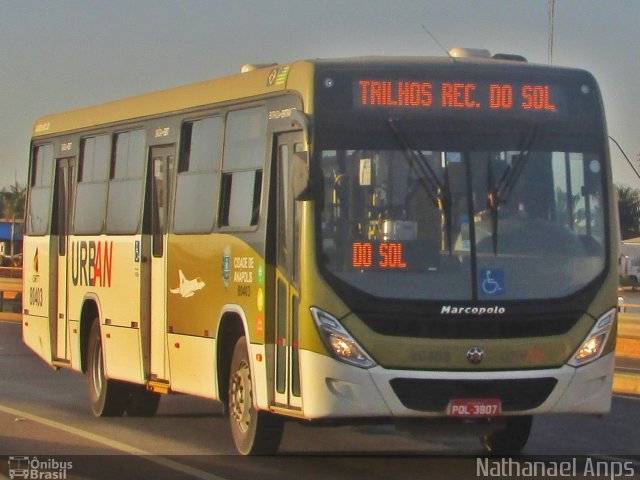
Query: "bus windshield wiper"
388 118 444 205
493 152 529 205
497 123 539 203
485 126 538 255
485 154 530 256
487 157 499 256
387 118 453 252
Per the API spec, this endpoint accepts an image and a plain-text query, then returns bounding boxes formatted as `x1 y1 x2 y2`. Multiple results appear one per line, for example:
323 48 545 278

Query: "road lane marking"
0 403 228 480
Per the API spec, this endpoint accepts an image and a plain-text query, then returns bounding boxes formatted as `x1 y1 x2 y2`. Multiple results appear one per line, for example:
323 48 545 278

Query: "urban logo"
70 240 113 287
8 456 73 480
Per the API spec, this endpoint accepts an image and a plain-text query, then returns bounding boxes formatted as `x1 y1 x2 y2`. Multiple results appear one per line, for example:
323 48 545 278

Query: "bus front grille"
389 377 558 412
360 313 579 339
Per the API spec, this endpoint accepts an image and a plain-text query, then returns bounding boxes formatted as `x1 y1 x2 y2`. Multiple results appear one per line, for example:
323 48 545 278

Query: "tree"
617 184 640 239
0 182 26 257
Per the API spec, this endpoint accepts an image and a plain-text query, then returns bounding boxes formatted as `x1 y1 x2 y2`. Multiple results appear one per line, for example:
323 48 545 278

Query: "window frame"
73 134 111 235
26 143 55 236
173 115 223 234
104 128 147 235
217 105 268 232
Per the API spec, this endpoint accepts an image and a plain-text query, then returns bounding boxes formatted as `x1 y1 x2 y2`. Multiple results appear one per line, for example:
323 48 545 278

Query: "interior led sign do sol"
353 242 407 269
355 80 563 113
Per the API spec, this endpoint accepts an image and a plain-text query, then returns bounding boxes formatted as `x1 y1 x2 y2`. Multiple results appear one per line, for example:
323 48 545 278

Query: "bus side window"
27 144 54 235
74 135 110 234
174 117 222 233
218 106 267 228
105 129 146 234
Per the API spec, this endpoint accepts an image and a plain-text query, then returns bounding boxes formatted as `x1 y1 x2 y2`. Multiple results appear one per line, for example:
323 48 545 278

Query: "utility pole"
548 0 555 65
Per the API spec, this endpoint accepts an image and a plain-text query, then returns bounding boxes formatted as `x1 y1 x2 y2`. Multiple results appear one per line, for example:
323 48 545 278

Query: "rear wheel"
86 320 128 417
228 336 284 455
481 416 533 454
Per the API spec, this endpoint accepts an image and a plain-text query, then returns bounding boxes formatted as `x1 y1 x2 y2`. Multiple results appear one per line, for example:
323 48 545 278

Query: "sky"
1 0 639 189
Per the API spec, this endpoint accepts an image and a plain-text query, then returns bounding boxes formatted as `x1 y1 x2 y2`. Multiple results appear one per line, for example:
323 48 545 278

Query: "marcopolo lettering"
441 305 506 315
71 240 113 287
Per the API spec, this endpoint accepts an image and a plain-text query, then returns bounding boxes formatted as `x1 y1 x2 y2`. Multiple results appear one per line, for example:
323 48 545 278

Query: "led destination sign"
353 242 407 269
356 80 562 113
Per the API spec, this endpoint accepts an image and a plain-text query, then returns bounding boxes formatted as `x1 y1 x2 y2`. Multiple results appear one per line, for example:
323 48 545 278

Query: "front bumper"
298 350 614 419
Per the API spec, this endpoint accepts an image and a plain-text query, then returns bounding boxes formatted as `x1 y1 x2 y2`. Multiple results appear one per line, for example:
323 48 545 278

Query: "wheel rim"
91 340 104 397
230 359 252 434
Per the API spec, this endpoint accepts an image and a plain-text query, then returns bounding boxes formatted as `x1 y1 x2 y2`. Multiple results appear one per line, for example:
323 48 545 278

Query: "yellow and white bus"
23 50 618 454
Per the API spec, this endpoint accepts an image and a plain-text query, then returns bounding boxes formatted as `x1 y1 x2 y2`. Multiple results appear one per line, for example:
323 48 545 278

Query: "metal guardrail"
0 266 22 279
614 310 640 395
0 269 22 322
618 308 640 339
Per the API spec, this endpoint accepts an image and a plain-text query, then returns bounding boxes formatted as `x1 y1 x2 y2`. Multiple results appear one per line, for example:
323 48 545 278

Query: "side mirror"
292 151 310 200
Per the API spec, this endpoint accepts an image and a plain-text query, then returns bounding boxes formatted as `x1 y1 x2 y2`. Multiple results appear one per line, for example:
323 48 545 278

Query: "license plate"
447 398 502 418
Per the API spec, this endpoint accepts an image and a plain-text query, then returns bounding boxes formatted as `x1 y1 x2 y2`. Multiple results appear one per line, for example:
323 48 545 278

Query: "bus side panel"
68 319 81 371
166 334 216 397
67 235 145 384
22 236 54 364
166 233 266 397
166 233 266 339
102 325 144 384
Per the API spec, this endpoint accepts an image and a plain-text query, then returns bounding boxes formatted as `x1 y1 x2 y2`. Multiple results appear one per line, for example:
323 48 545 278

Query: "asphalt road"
1 320 639 480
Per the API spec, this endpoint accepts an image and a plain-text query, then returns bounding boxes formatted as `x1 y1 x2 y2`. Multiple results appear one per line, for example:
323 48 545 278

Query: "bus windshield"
315 125 606 302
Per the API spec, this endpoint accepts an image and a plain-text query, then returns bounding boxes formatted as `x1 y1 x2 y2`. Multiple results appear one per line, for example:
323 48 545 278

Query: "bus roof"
31 55 590 138
31 60 315 138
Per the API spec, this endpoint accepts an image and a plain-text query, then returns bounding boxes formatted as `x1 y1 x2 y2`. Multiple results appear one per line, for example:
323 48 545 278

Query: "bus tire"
228 336 284 455
86 320 128 417
126 385 161 417
481 415 533 454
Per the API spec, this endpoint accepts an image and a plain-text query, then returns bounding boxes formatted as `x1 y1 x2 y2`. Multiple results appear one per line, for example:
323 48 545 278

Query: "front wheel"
228 336 284 455
86 320 128 417
481 416 533 454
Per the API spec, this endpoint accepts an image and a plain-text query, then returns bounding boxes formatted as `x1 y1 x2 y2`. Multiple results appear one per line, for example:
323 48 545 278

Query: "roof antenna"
421 25 456 62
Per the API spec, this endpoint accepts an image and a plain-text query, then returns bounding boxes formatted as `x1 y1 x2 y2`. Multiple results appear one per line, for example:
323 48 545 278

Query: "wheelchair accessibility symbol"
480 269 504 296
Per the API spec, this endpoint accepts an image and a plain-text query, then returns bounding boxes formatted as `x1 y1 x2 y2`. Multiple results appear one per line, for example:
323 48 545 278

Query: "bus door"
273 132 305 410
148 145 175 381
52 157 76 361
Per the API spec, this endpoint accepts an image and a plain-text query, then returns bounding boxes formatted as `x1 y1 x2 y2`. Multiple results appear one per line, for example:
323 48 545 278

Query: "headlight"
310 307 377 369
568 308 616 367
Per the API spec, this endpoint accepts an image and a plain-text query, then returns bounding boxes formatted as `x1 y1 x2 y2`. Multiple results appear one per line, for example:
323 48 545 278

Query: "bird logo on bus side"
170 270 206 298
